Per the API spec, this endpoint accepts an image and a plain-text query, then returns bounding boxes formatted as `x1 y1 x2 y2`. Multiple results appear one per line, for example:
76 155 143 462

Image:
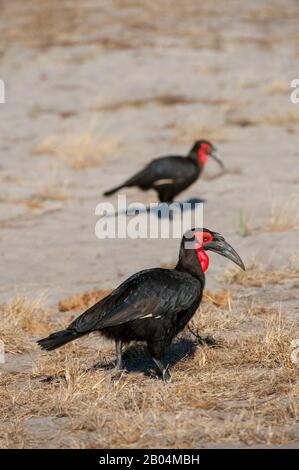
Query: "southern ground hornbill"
38 228 244 382
103 140 224 203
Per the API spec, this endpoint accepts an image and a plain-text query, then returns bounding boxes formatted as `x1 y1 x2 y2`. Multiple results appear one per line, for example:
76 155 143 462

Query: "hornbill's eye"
202 232 213 244
194 231 213 247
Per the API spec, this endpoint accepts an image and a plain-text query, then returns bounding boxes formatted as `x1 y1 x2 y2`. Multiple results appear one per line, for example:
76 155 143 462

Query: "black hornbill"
38 228 244 382
103 140 224 203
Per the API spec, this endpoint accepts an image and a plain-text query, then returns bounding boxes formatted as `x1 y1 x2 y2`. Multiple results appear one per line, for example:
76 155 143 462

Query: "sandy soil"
0 0 298 449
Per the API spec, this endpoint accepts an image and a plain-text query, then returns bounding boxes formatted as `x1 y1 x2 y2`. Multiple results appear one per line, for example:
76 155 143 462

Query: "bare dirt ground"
0 0 298 448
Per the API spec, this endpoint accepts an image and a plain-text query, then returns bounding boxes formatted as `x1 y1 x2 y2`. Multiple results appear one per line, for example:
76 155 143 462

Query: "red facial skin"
198 143 211 167
195 231 213 272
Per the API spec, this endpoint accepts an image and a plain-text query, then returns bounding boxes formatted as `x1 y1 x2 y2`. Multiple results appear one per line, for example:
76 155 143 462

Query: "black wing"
68 269 201 333
125 156 196 188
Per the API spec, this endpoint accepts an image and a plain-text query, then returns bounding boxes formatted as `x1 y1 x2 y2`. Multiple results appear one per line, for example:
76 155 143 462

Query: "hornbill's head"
181 228 245 273
189 140 224 170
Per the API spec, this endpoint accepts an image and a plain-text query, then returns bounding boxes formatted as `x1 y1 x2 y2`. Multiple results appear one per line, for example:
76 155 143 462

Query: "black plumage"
38 228 244 382
103 140 223 203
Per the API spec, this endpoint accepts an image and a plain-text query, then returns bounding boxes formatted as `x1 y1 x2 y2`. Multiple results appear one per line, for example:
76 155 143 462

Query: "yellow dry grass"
203 290 232 310
259 111 299 127
94 95 194 112
172 125 231 145
236 199 299 236
0 289 298 448
1 0 299 448
246 6 299 22
225 262 299 288
33 122 120 171
264 80 290 96
0 295 52 354
0 0 230 53
268 199 299 232
58 289 112 312
0 186 69 211
227 110 299 128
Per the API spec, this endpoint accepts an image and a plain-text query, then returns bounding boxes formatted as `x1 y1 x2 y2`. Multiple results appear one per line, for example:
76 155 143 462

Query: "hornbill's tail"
103 184 126 196
37 329 78 351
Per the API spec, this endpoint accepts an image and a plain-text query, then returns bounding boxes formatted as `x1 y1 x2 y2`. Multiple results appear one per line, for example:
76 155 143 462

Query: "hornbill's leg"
156 189 174 220
115 339 123 370
152 358 172 383
156 186 174 204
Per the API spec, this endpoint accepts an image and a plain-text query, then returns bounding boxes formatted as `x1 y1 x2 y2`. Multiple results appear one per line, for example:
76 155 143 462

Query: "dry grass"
226 110 299 128
264 80 290 96
0 421 28 449
246 6 299 22
267 199 299 232
239 80 261 90
93 95 194 112
1 288 298 448
1 0 298 57
234 200 299 236
246 301 281 317
239 208 253 237
172 124 231 145
225 262 299 288
33 122 120 170
0 295 53 354
227 35 282 50
0 186 69 211
203 290 232 310
1 0 299 449
0 196 44 210
0 0 227 53
259 111 299 127
58 289 112 312
95 95 237 113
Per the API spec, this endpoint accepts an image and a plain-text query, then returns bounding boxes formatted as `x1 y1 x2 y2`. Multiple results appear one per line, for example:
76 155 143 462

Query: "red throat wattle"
196 248 209 272
198 143 210 167
194 232 211 272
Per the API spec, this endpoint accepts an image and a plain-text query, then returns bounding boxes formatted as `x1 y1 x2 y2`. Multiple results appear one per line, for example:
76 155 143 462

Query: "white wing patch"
139 313 162 320
140 313 153 319
154 179 175 186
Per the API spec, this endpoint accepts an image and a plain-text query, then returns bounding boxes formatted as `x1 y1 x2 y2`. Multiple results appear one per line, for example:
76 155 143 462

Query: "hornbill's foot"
162 365 172 383
153 358 172 383
113 339 125 374
113 361 126 372
110 363 127 379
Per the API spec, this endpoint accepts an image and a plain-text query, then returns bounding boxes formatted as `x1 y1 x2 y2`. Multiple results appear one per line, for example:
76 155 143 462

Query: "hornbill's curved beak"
205 233 245 270
209 146 225 170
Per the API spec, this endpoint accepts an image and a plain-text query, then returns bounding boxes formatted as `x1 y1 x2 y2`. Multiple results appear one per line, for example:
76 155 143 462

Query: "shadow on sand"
90 334 220 379
103 197 206 220
40 335 220 383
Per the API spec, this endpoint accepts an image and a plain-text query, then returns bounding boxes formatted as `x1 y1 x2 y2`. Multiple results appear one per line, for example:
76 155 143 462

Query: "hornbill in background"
103 140 224 203
38 228 244 382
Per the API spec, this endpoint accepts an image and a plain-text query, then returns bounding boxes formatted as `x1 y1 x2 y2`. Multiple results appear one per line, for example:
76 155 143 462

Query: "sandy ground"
0 0 299 449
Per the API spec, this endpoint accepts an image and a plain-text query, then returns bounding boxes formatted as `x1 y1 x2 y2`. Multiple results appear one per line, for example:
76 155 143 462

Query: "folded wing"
68 269 200 333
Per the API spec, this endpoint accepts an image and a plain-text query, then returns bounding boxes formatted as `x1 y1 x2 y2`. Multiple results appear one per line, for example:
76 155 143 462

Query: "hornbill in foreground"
38 228 244 382
103 140 224 203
